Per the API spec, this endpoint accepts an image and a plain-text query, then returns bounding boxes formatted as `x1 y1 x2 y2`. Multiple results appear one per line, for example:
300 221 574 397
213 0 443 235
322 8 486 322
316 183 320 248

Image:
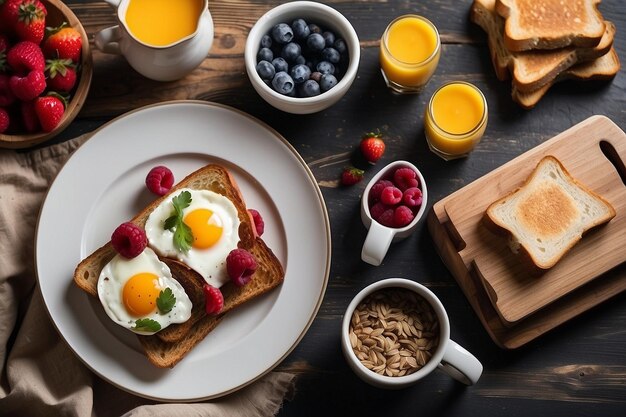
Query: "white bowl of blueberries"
245 1 360 114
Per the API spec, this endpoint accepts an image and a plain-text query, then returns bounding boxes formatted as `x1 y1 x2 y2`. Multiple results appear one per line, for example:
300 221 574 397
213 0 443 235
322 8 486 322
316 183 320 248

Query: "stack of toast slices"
73 164 285 368
470 0 620 109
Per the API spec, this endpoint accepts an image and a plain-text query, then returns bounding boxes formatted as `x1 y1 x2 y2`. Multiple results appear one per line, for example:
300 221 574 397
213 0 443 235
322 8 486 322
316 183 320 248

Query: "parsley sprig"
156 288 176 314
134 318 161 332
164 191 194 253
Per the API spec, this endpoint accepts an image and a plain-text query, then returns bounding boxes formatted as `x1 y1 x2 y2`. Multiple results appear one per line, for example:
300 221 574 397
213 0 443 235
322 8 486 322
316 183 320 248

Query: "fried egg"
97 247 192 335
144 188 241 287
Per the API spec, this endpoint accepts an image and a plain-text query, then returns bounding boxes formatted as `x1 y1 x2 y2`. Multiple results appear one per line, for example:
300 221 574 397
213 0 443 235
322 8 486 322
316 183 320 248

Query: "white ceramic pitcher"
95 0 214 81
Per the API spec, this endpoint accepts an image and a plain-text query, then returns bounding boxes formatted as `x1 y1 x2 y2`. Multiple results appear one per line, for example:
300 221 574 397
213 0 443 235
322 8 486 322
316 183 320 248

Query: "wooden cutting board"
428 115 626 348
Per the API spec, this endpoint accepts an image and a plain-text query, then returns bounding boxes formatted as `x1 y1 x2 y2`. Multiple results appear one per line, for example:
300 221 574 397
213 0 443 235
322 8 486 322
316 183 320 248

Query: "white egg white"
97 247 192 335
144 188 241 288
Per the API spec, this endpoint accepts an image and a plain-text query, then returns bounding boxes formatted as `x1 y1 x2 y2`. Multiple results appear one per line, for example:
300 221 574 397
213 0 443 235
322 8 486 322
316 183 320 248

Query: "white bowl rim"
244 0 360 105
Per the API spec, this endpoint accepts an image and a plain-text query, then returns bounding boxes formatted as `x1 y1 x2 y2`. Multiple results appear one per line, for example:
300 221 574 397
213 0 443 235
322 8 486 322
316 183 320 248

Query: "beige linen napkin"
0 136 296 417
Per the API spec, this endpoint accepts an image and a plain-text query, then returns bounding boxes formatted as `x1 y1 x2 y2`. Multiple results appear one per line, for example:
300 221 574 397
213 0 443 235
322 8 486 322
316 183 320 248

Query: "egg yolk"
123 273 160 316
183 208 223 249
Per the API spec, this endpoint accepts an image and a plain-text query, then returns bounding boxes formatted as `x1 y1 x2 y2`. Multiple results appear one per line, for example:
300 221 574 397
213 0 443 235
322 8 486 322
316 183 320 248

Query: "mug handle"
95 25 123 55
438 339 483 385
361 222 394 266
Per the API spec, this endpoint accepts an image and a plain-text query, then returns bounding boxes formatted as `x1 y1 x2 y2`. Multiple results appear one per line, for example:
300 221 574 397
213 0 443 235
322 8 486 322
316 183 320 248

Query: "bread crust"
496 0 606 52
484 156 616 272
72 164 285 368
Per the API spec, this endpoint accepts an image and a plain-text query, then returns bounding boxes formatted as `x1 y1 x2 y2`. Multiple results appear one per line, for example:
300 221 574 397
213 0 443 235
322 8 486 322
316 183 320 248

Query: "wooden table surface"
40 0 626 415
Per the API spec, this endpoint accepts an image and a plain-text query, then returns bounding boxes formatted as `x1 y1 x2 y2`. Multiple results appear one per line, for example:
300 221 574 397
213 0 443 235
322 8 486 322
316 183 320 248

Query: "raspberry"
203 284 224 315
380 186 402 205
368 179 393 203
226 248 258 287
377 208 395 227
403 187 423 207
394 167 419 191
145 166 174 196
369 201 390 221
248 208 265 236
394 205 415 227
111 222 147 258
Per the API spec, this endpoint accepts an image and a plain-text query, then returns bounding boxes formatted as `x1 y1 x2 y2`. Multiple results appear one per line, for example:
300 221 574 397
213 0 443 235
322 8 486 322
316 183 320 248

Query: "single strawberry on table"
43 23 82 63
360 131 386 163
341 166 364 186
14 0 47 43
34 93 64 132
45 58 76 92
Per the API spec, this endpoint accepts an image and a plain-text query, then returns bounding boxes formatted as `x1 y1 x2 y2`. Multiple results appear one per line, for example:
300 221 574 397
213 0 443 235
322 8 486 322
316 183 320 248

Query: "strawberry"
0 74 16 106
0 0 22 35
7 41 45 73
43 24 82 63
14 0 46 43
34 94 64 132
0 34 9 73
341 166 364 186
45 58 76 91
360 131 386 164
20 99 38 132
0 107 9 133
9 69 45 100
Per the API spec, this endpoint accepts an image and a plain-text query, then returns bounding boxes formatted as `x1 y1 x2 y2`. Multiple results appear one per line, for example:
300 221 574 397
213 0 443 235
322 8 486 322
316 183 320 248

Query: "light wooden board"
428 115 626 348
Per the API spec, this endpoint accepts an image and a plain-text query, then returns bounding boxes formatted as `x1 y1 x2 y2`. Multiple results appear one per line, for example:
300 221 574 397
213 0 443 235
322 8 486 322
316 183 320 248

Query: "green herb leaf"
163 191 194 253
134 318 161 332
156 287 176 314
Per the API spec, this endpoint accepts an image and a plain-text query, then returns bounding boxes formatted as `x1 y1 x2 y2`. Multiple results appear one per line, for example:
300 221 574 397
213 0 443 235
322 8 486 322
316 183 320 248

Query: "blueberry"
257 47 273 63
308 23 321 34
310 71 322 82
290 64 311 84
316 61 335 75
320 73 338 92
322 31 335 47
272 57 289 73
256 60 276 81
334 38 347 55
271 23 293 44
300 79 321 97
321 47 340 64
306 33 325 52
281 42 301 62
294 54 306 65
260 34 272 49
292 18 310 39
272 71 295 95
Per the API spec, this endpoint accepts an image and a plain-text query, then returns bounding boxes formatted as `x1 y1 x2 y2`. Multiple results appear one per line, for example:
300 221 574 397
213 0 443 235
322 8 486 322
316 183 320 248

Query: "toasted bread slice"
484 156 615 271
470 0 614 93
512 47 620 109
73 164 285 367
495 0 606 52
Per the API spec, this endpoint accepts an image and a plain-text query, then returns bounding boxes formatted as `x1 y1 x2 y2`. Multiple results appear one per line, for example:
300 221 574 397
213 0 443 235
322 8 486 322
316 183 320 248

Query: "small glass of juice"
424 81 488 160
380 15 441 94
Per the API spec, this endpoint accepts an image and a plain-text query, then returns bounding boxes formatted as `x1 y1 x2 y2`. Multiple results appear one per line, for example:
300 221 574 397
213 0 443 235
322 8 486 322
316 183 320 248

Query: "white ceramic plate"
35 101 331 401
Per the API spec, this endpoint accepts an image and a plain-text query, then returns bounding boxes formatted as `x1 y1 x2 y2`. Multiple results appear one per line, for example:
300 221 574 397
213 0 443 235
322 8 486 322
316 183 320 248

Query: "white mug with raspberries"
361 161 428 266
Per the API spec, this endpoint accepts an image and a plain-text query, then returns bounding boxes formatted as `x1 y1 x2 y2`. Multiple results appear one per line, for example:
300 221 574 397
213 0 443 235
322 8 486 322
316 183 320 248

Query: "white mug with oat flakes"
341 278 482 388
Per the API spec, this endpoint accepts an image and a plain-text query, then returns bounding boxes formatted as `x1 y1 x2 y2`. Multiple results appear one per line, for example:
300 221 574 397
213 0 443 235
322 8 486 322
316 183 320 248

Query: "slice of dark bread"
73 164 285 368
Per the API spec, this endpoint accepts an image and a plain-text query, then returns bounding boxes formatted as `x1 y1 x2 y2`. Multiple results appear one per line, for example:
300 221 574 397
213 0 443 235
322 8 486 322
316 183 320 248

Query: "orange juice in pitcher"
125 0 205 46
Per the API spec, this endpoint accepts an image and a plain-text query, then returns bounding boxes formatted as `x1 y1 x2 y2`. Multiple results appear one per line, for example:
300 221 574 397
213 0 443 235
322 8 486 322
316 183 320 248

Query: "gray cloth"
0 136 296 416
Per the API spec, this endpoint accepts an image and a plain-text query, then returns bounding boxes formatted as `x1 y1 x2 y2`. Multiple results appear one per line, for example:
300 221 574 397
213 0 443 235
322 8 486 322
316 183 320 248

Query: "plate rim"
34 100 331 401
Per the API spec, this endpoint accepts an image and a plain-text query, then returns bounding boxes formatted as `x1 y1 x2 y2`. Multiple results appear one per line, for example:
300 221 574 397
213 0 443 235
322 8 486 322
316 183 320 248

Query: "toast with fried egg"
483 156 615 272
73 164 285 368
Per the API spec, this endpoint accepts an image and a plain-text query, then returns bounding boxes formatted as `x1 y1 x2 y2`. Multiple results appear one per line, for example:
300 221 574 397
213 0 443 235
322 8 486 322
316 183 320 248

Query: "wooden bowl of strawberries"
0 0 92 149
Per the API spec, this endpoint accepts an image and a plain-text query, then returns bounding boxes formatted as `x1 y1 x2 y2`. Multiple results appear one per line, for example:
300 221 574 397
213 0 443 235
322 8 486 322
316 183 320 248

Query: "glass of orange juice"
424 81 488 160
380 15 441 94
